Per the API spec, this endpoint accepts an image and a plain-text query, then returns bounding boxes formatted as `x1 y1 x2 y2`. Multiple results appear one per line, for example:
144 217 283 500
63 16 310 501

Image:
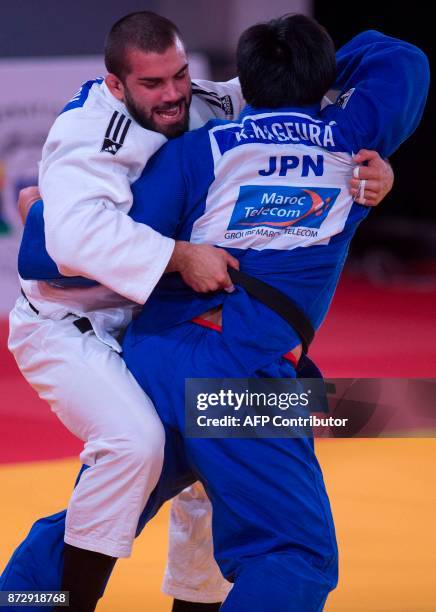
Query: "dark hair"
105 11 182 79
236 14 336 108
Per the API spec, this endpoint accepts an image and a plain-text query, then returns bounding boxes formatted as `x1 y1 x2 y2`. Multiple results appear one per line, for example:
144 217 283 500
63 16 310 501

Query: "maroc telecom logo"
227 185 340 231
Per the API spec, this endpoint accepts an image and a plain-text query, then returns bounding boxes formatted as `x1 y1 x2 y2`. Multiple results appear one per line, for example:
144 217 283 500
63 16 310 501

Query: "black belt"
228 269 314 354
21 289 93 334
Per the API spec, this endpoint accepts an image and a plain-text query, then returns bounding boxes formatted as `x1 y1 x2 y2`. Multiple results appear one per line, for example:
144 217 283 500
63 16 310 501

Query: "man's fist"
167 242 239 292
18 186 40 224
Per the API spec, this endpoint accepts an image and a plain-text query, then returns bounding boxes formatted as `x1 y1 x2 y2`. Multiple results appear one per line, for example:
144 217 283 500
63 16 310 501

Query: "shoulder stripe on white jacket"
101 111 132 155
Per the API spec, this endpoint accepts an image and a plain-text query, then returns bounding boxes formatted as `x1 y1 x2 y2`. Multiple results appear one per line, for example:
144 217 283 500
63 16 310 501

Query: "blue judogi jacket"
18 31 429 370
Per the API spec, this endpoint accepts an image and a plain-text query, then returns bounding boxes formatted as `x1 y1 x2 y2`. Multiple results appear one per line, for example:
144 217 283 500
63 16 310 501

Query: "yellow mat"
1 439 435 611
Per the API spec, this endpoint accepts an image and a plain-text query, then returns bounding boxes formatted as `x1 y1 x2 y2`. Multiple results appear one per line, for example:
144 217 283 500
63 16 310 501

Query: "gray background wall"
0 0 311 59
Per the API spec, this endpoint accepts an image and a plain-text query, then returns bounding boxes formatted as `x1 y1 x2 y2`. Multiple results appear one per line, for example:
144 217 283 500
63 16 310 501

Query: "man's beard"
124 89 191 139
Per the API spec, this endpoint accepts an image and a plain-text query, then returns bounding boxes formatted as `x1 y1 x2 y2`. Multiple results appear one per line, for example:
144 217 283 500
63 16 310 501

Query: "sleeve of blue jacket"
129 136 187 237
323 30 430 157
18 200 96 287
18 138 188 285
18 200 58 280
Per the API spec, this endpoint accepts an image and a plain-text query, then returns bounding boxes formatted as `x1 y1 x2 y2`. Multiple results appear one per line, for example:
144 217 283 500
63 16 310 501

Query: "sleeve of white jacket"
191 77 245 119
40 108 175 305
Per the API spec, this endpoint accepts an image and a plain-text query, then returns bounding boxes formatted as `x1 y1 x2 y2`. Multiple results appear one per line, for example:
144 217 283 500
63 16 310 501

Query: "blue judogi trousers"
1 321 337 611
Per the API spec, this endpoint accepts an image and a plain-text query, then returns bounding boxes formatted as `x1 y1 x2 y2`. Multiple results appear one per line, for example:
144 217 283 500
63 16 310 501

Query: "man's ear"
105 73 125 102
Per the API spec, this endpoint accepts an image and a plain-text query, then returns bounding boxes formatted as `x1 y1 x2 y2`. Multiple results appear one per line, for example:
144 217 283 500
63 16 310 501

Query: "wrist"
166 240 191 274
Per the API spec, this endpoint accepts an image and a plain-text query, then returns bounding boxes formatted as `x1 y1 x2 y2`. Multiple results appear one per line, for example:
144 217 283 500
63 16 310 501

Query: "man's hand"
167 241 239 292
18 186 41 224
349 149 394 206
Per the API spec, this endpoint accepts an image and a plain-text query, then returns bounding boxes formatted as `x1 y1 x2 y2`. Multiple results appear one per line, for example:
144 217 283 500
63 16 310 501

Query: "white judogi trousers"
8 295 231 601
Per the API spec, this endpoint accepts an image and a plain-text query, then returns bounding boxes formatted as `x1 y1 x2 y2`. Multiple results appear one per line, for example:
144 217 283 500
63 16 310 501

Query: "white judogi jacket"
20 78 244 350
